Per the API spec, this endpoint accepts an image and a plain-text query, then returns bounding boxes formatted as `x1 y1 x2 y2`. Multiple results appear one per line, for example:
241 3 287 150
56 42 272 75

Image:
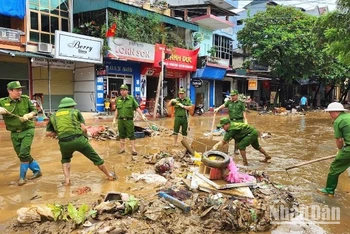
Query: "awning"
191 14 234 31
193 66 227 80
0 49 53 59
225 73 272 80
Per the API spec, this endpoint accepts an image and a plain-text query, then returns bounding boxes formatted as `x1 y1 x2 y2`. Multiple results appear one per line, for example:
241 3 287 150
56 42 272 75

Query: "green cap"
179 88 185 94
58 97 77 108
230 90 238 96
7 81 25 89
120 84 128 90
217 117 231 128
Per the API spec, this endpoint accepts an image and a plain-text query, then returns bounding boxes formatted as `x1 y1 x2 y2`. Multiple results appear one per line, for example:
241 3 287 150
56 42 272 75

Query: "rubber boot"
324 174 339 195
19 163 29 186
28 160 42 180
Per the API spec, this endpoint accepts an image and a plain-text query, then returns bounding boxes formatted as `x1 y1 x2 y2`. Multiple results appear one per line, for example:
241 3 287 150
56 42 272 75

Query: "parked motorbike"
284 99 296 111
194 104 204 115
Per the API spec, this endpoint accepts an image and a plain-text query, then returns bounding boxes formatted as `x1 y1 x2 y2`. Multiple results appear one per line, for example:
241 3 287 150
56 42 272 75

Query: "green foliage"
207 46 217 57
74 11 185 52
47 203 96 225
67 203 96 225
123 195 139 215
109 12 184 47
237 6 319 82
47 204 68 221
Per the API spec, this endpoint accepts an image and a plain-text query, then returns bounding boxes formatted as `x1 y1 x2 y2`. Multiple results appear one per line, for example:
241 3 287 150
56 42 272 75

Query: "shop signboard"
0 27 22 42
54 30 103 64
32 58 75 70
248 78 258 90
141 65 187 78
191 78 203 88
96 76 105 112
108 38 155 63
154 44 199 71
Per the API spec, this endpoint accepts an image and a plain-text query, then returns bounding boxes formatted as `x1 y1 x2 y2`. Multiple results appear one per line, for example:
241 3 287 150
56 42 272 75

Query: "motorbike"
194 104 204 115
284 99 296 111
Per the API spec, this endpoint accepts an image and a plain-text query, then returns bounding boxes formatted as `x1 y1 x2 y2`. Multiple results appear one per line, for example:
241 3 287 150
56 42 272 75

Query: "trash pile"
86 126 118 140
86 125 157 141
9 149 299 234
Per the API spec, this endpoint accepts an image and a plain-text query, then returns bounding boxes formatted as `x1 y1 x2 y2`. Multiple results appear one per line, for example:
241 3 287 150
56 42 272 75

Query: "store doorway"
195 80 210 111
108 78 123 97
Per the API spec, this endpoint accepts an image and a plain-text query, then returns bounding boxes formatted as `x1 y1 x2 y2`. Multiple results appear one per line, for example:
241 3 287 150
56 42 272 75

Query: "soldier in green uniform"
112 84 147 155
212 117 271 166
319 102 350 196
0 81 42 186
214 90 248 154
46 97 115 185
167 88 192 146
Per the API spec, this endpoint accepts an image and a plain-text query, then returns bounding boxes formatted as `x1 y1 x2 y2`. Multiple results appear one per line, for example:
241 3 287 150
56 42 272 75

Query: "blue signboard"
96 76 105 112
104 59 141 96
192 66 226 80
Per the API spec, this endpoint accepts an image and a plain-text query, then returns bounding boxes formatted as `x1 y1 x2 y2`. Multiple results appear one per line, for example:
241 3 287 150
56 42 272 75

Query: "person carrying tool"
167 88 192 146
214 90 248 154
0 81 42 186
212 117 271 166
318 102 350 196
46 97 115 185
112 84 147 155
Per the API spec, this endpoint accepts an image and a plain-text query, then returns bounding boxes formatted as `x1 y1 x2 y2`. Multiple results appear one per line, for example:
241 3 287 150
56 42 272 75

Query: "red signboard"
154 44 199 71
141 64 187 78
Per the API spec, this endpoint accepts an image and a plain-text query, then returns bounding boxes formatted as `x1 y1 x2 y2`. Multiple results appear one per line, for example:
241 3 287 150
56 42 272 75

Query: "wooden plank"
194 172 256 190
195 175 254 199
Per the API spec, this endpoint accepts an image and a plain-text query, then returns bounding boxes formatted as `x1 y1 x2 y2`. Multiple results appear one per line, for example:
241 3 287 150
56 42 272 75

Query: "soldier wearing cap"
212 117 270 166
113 84 147 155
318 102 350 196
0 81 42 186
167 88 192 146
214 89 247 154
46 97 116 185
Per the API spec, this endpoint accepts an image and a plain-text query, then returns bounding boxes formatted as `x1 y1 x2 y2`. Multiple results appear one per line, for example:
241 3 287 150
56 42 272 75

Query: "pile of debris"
8 149 299 234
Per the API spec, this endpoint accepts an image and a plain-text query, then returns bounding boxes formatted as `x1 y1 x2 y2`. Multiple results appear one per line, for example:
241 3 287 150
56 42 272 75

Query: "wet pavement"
0 111 350 233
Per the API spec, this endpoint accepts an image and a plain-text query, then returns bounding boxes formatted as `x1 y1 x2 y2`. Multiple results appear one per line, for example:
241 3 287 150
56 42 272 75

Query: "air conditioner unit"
38 42 53 53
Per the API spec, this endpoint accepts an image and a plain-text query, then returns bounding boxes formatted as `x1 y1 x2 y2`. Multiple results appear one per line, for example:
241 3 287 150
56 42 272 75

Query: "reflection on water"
0 112 349 233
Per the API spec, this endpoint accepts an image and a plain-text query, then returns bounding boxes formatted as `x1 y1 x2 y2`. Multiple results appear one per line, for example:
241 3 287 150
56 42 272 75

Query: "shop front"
31 58 75 111
191 56 229 110
52 31 104 112
140 64 187 112
107 37 155 112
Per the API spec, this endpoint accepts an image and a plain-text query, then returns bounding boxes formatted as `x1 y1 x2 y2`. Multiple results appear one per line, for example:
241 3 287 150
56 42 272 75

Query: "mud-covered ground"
0 111 348 233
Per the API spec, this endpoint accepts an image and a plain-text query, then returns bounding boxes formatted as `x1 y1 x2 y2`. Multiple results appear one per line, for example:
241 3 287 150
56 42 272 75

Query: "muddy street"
0 111 349 233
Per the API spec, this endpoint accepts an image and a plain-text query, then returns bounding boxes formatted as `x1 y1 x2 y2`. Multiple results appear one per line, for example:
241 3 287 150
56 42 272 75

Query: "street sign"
192 78 203 88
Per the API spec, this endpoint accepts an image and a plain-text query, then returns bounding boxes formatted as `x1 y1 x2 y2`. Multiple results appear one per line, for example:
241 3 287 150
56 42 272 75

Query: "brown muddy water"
0 111 349 233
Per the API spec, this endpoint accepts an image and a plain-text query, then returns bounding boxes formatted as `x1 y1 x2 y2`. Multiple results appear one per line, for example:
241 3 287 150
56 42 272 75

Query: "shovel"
285 155 336 171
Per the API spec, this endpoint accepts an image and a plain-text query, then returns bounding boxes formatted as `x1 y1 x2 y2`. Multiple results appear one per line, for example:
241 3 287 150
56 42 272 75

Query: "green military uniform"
116 94 139 140
171 96 192 136
224 100 246 122
0 81 42 185
46 99 104 165
324 112 350 195
0 95 37 162
223 121 260 150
